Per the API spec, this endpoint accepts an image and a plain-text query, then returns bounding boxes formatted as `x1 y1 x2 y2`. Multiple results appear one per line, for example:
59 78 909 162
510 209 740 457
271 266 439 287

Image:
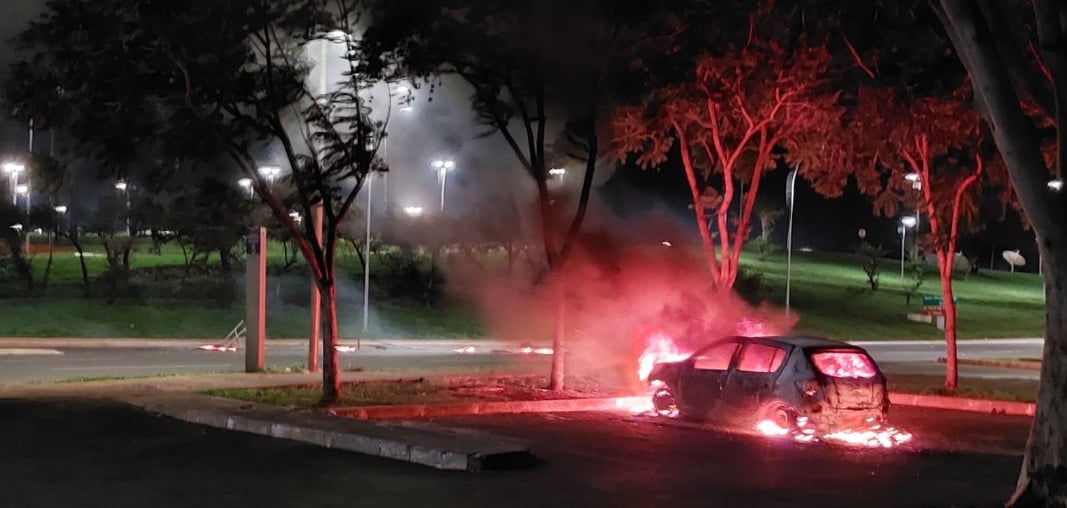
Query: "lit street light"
403 206 424 217
1049 179 1064 191
432 159 456 212
900 215 917 278
237 177 253 198
259 166 281 184
3 163 24 206
549 167 566 178
288 211 302 224
54 205 67 214
115 181 131 236
904 172 922 259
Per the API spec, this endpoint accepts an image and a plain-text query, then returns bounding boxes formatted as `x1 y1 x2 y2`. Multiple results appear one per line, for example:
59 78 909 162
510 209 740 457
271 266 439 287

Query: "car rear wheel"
761 401 797 431
651 387 679 418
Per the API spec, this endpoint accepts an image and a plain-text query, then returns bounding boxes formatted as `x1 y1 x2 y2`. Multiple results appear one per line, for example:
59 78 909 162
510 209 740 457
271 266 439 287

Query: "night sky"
0 0 1041 272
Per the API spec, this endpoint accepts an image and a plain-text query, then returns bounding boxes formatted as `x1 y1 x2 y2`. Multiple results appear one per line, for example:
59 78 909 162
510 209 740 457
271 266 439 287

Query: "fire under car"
646 336 890 434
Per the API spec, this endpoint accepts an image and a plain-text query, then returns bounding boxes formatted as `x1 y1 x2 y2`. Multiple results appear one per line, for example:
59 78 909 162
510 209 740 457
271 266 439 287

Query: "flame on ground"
754 417 913 448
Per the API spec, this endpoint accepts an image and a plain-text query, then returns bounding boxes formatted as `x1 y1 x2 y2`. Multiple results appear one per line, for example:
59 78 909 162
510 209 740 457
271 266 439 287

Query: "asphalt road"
0 398 1028 508
0 338 1043 383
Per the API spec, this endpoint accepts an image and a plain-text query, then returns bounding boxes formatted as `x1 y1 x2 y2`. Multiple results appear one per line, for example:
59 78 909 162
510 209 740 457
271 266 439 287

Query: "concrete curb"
936 357 1041 371
0 348 63 356
889 392 1035 416
331 396 648 419
126 394 535 472
0 337 516 350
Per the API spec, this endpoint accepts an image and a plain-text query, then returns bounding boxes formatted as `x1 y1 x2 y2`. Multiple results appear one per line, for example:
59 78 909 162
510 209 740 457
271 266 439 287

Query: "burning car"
645 336 889 435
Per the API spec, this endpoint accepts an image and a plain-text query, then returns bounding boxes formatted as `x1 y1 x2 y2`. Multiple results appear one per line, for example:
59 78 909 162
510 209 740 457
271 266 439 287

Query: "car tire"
651 386 679 418
761 401 797 431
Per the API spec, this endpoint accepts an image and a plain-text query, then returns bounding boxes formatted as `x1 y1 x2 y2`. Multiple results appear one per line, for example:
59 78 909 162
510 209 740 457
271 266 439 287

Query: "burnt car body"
647 336 889 433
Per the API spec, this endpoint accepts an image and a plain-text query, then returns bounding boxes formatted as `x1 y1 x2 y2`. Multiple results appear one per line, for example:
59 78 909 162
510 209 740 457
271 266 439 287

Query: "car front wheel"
651 386 679 418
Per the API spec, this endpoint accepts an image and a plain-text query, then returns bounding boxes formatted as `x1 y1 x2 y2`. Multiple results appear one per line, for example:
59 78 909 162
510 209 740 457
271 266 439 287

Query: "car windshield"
809 351 877 379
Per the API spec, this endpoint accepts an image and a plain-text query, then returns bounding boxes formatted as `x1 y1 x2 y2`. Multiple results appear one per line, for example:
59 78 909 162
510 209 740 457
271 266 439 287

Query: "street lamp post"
237 177 253 198
905 172 922 260
432 159 456 212
15 184 29 214
900 216 917 278
3 163 24 206
362 172 374 333
785 165 799 316
115 182 131 236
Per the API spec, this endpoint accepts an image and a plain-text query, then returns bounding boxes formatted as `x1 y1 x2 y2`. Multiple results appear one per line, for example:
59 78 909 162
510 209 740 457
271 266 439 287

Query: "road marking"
51 364 233 371
0 349 63 356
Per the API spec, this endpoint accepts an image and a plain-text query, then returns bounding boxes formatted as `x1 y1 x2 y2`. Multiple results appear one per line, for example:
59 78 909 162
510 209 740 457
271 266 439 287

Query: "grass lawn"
744 251 1045 339
0 239 1046 340
886 373 1038 402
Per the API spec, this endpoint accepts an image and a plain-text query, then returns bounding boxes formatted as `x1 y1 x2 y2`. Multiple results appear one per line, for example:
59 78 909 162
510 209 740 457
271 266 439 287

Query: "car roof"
738 335 863 350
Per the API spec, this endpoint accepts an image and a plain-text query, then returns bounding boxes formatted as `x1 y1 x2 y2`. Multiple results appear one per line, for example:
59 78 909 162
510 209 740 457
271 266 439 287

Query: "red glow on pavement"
810 352 878 379
637 333 690 381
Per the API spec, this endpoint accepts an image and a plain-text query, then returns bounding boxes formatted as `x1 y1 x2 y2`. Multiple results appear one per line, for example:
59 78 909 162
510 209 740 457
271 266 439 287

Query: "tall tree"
851 84 991 392
7 0 397 402
934 0 1067 503
364 0 675 389
613 33 840 289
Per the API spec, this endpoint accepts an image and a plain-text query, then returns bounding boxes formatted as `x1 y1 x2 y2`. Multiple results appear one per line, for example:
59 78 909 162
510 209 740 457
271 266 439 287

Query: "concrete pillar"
245 227 267 372
308 205 324 372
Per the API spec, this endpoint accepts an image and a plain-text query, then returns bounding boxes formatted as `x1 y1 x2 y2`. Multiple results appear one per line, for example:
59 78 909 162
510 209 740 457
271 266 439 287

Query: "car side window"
692 342 738 371
736 344 787 373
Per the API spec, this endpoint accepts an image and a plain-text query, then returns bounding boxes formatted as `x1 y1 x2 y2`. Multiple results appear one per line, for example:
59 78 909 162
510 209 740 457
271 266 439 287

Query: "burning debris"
755 416 913 448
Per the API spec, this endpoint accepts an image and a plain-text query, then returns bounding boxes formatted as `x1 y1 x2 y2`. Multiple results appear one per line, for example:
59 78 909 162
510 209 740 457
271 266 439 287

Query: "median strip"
125 393 535 471
888 392 1035 416
330 396 649 419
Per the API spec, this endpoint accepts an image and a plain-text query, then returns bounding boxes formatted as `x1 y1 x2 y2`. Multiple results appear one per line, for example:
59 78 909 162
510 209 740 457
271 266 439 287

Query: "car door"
678 340 740 418
721 342 789 418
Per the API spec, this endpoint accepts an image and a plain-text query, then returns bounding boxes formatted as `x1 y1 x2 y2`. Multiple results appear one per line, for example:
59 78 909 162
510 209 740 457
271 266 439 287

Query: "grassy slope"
0 241 1045 340
745 251 1043 339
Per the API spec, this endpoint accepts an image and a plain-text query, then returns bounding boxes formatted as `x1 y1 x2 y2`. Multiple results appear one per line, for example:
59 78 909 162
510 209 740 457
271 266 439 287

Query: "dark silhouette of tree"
935 0 1067 502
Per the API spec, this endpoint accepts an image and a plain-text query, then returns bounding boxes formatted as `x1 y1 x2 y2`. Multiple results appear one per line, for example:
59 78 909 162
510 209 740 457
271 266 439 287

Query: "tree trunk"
218 247 232 272
42 230 55 289
938 256 959 392
549 279 566 391
1010 243 1067 506
68 237 89 295
674 125 721 285
320 280 341 404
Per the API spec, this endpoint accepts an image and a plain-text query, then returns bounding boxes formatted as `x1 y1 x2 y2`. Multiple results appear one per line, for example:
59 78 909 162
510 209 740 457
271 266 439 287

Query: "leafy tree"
847 83 995 392
364 0 677 389
614 30 841 289
935 0 1067 502
7 0 397 402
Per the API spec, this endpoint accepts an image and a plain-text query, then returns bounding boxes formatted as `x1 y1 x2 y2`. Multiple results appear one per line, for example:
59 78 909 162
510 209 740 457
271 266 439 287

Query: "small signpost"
918 295 957 331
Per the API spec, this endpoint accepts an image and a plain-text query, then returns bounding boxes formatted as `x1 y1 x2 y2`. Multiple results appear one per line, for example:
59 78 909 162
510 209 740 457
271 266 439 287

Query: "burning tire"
652 387 679 418
759 401 797 432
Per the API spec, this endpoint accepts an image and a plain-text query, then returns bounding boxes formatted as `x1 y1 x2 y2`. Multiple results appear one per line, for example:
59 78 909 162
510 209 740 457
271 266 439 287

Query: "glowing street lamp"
1049 179 1064 191
900 215 917 278
432 159 456 212
115 181 131 236
15 184 28 195
288 211 302 224
54 205 67 214
403 206 424 217
3 163 24 206
237 177 253 198
259 166 281 184
549 167 566 178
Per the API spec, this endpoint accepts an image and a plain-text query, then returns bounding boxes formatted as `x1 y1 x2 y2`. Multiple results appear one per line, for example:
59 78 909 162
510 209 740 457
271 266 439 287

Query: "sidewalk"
0 337 515 349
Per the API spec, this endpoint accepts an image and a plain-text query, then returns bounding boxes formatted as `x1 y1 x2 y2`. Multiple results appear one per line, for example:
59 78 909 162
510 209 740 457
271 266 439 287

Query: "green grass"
203 379 454 407
887 374 1038 402
0 238 1046 340
743 251 1044 339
